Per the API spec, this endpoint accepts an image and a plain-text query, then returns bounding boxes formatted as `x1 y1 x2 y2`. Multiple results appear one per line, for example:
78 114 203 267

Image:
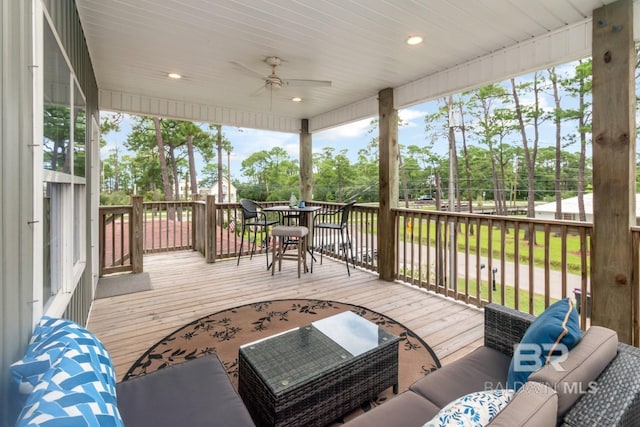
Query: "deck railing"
98 196 143 276
393 208 592 320
141 201 194 253
99 197 640 341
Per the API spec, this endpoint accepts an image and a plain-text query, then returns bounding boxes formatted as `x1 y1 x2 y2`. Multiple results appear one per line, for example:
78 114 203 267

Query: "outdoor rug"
123 299 441 424
95 272 152 299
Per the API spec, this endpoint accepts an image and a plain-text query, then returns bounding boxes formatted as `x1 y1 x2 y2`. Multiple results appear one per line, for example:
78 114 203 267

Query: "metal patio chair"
311 201 356 276
236 199 279 269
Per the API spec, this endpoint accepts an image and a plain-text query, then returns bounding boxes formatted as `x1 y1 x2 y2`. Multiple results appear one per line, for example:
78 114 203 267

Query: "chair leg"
249 227 257 260
265 228 270 269
237 224 246 266
271 235 278 276
278 236 283 272
297 238 302 278
340 229 350 276
346 227 355 269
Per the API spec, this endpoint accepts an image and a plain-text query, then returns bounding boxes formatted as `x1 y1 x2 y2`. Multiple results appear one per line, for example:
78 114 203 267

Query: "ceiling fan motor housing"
266 74 283 89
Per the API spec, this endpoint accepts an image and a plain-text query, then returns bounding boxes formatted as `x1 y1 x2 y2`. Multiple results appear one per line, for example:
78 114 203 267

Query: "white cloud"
399 108 427 128
314 118 373 141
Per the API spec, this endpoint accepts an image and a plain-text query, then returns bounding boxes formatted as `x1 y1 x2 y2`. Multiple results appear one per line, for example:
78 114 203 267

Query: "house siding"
1 0 37 423
1 1 99 423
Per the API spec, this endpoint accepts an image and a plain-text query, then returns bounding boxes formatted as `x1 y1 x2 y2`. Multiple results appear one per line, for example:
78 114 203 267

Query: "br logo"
512 343 569 372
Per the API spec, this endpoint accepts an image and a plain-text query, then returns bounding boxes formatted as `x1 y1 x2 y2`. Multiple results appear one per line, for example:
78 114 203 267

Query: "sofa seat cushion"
116 355 255 427
340 391 441 427
410 346 511 408
488 382 558 427
528 326 617 418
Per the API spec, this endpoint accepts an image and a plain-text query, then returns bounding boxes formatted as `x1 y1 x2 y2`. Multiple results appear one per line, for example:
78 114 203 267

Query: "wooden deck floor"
87 251 485 381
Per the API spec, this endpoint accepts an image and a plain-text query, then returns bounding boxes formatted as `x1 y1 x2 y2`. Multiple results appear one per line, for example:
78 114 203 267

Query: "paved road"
348 234 588 301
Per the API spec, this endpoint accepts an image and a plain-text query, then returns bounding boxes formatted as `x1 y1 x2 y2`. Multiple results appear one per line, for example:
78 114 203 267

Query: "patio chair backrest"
240 199 260 221
339 202 356 227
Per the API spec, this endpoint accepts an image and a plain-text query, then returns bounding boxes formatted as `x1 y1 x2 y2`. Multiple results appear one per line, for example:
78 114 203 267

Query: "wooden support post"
592 0 636 344
130 195 144 273
299 119 313 202
206 195 217 263
378 88 399 281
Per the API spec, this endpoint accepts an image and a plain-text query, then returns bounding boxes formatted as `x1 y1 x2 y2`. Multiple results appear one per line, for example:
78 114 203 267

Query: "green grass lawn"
396 217 589 275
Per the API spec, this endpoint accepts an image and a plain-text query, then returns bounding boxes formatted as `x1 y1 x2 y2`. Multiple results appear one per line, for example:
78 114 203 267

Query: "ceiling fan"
231 56 332 98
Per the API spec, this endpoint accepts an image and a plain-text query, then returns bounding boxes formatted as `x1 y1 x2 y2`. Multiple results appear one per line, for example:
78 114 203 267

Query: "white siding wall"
1 0 37 423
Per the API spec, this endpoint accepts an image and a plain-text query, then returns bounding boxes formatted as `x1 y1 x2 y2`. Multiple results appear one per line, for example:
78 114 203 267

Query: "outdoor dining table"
263 205 322 263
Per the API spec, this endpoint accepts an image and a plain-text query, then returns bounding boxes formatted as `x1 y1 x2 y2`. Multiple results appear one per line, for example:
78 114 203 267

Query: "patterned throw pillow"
16 362 122 427
424 389 514 427
11 317 117 399
506 298 582 391
11 316 123 426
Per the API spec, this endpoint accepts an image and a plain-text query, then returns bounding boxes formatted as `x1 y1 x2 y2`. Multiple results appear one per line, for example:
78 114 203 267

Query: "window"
41 18 87 308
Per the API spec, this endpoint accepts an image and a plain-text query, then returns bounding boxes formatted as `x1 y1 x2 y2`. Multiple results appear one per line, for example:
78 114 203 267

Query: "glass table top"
239 311 398 394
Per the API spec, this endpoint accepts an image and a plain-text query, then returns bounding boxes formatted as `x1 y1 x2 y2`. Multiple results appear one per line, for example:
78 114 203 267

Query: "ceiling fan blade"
249 84 267 97
282 79 332 88
230 61 266 80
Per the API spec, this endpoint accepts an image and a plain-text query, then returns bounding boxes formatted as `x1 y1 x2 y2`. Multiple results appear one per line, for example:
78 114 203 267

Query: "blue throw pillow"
506 298 582 391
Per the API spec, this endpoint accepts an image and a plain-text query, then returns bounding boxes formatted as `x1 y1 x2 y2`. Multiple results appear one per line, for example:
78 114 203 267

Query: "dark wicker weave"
484 303 535 357
238 321 399 427
484 303 640 426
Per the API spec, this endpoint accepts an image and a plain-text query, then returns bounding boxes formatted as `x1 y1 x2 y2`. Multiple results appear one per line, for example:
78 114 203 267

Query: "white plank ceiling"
74 0 628 133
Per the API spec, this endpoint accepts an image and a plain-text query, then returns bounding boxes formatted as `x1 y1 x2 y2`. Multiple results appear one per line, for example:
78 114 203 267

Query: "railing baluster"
528 222 535 314
513 221 520 311
543 223 551 310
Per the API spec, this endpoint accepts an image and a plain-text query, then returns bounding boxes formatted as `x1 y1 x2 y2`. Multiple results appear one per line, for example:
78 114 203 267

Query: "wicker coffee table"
238 311 399 427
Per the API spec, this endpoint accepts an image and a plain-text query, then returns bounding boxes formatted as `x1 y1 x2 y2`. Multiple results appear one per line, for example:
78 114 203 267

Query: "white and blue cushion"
424 389 514 427
11 317 117 399
11 316 123 426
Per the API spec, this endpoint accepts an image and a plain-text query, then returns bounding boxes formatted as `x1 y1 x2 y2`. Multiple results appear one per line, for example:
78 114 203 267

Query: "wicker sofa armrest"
484 303 535 357
561 343 640 427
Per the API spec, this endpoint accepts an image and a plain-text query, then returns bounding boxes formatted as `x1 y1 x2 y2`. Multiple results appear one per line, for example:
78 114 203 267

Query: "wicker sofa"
345 303 640 427
10 316 255 427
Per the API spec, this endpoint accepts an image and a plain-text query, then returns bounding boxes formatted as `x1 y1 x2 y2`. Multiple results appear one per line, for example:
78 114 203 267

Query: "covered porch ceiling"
75 0 636 134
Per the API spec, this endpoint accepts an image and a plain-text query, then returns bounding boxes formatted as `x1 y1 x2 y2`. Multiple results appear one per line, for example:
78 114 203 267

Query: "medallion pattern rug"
123 299 441 423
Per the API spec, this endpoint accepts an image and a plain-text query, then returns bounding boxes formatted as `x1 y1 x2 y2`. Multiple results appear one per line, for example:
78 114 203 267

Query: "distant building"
202 178 237 203
534 193 640 223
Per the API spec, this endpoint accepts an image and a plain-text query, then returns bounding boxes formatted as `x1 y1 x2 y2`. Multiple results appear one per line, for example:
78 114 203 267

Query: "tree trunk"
550 68 563 220
400 152 409 208
511 76 539 242
216 125 224 202
168 147 179 202
186 134 198 199
577 65 587 222
435 172 444 287
459 103 473 216
170 148 181 220
153 117 173 202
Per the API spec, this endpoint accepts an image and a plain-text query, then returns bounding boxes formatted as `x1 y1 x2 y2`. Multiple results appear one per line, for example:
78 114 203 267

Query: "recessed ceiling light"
168 73 182 79
291 97 302 102
406 35 423 46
